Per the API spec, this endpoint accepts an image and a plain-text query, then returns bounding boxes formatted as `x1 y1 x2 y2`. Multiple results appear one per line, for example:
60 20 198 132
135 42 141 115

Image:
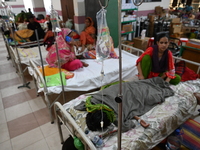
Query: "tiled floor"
0 35 69 150
0 34 200 150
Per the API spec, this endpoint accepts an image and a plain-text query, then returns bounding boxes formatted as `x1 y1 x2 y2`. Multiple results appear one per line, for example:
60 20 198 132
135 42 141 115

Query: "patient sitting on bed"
75 77 175 132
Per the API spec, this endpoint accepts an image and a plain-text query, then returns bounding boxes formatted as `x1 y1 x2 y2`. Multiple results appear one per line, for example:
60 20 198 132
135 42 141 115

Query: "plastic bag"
96 8 112 61
65 19 73 29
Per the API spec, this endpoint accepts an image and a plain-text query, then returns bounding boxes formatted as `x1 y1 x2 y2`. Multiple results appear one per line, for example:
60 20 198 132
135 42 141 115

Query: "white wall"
73 0 85 32
0 0 25 15
0 7 25 15
6 0 24 5
32 0 44 8
74 0 85 16
52 0 61 11
138 0 170 11
43 0 52 15
23 0 33 13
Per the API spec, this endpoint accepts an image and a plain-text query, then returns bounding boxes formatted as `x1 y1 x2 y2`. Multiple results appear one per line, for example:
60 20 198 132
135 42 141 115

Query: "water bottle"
85 129 104 148
165 128 183 150
165 136 181 150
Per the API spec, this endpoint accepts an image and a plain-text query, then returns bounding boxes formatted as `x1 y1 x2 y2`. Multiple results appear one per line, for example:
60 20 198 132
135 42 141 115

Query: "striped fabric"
175 61 185 77
181 118 200 150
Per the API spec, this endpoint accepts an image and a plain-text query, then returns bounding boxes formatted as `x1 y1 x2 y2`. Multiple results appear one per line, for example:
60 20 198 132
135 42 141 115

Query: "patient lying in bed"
74 77 175 132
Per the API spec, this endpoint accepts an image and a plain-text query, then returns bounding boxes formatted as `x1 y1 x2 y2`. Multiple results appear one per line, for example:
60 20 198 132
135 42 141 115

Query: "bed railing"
54 44 200 150
14 39 44 48
121 44 200 74
9 45 31 89
29 59 48 94
29 59 63 123
3 35 12 60
54 102 96 150
121 43 144 56
10 45 29 76
9 45 19 73
173 56 200 74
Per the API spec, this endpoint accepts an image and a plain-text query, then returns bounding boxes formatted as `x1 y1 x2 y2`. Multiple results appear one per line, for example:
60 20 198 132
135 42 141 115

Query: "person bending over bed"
74 77 174 132
136 34 181 85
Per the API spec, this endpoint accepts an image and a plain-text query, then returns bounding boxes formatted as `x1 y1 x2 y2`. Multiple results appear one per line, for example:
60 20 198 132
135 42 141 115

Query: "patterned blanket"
63 79 200 150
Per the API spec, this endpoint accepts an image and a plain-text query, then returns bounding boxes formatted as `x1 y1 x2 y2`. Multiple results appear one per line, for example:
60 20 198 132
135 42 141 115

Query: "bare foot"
82 62 89 67
194 93 200 105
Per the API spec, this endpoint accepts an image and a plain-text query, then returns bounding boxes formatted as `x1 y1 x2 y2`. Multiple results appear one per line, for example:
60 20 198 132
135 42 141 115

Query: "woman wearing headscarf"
79 17 96 52
46 28 88 71
136 33 181 85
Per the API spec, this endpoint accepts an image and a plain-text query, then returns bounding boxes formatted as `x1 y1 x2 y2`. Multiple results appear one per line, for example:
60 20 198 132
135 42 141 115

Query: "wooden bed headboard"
180 46 200 75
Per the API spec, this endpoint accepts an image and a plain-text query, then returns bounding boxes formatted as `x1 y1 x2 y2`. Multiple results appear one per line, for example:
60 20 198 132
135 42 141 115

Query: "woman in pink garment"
46 28 88 71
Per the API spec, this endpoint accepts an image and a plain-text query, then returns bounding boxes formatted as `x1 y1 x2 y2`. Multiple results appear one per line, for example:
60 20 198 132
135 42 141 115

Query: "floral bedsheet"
63 79 200 150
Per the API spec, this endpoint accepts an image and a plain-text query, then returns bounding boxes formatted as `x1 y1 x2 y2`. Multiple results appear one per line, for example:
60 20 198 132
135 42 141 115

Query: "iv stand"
116 1 144 149
116 0 123 149
11 26 31 89
6 7 31 89
35 29 46 88
51 5 66 103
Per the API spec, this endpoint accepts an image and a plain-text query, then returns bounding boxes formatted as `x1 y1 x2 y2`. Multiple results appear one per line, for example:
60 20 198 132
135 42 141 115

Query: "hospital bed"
53 44 200 150
9 44 48 88
28 47 140 123
9 45 47 66
2 34 12 60
29 48 139 94
14 39 44 48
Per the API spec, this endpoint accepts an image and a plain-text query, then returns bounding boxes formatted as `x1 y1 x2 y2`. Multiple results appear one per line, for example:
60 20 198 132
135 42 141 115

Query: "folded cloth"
40 72 66 87
38 66 74 79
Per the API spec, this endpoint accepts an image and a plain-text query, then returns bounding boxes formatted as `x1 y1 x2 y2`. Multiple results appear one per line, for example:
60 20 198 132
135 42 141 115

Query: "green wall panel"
85 0 119 47
106 0 119 47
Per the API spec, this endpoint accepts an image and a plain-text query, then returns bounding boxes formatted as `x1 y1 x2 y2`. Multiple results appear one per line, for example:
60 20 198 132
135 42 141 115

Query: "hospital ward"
1 0 200 150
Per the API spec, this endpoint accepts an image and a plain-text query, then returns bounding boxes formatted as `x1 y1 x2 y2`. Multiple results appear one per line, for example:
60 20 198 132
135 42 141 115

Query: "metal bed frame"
29 59 64 123
54 44 200 150
6 25 44 89
8 38 45 87
9 45 31 89
28 47 139 123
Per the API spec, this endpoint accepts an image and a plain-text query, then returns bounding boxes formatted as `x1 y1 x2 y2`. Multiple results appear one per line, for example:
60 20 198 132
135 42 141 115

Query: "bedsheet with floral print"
63 79 200 150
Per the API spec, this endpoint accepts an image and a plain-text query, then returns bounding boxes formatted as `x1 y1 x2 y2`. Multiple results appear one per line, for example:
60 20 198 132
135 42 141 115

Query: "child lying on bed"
74 77 175 132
